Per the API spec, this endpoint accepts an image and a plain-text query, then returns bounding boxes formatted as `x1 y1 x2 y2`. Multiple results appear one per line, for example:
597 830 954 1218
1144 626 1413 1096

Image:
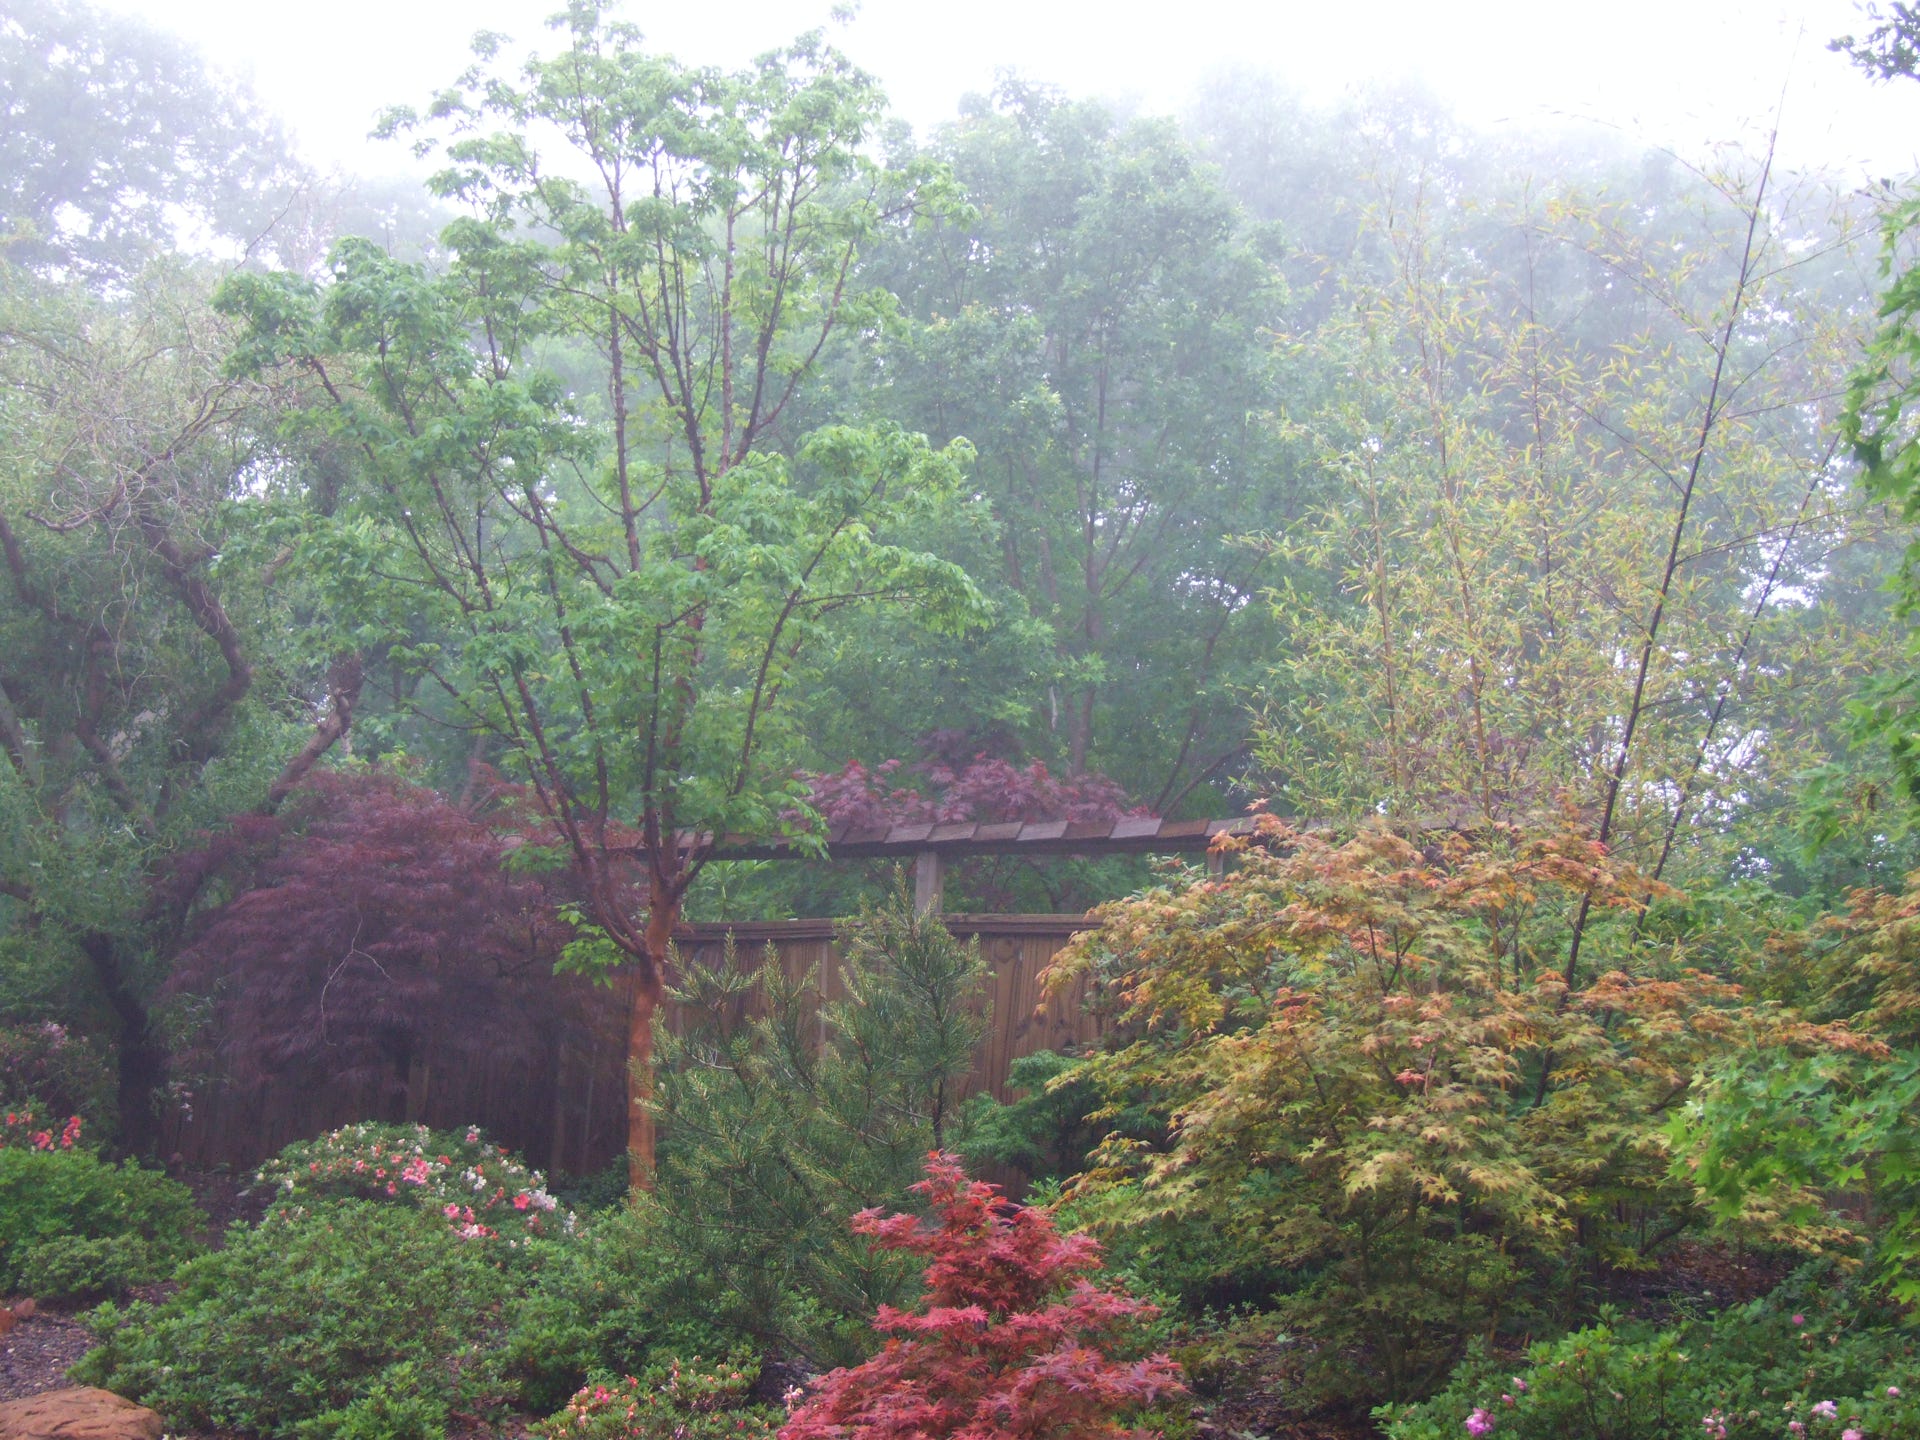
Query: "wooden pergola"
688 814 1263 914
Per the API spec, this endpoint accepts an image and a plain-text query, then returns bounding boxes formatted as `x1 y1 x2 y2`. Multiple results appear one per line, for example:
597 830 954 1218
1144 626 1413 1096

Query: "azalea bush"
1384 1266 1920 1440
533 1354 779 1440
76 1198 513 1438
0 1022 115 1140
781 1152 1183 1440
255 1121 572 1244
502 1207 735 1413
0 1146 201 1295
1048 820 1871 1402
0 1104 82 1152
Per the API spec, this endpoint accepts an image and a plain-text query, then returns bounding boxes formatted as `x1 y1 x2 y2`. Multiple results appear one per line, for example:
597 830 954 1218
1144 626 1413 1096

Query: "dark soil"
0 1308 93 1403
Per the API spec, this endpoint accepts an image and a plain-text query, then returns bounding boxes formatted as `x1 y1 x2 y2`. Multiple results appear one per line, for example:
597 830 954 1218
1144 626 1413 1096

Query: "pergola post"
914 849 944 916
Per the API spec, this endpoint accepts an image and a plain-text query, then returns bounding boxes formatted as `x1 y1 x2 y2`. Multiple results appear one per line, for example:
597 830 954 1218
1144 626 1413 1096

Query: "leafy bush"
502 1209 735 1414
254 1121 572 1244
958 1049 1107 1183
638 886 988 1363
1384 1266 1920 1440
1674 880 1920 1301
74 1198 512 1438
0 1104 83 1152
0 1147 201 1294
18 1233 158 1303
533 1353 779 1440
1052 822 1870 1402
310 1361 449 1440
782 1153 1183 1440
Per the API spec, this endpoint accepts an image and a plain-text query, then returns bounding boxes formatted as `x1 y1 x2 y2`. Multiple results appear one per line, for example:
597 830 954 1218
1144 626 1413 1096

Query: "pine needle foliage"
638 880 990 1364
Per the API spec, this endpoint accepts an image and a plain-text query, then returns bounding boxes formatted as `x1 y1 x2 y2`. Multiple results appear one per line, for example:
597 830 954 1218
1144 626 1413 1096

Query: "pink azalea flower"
1465 1407 1495 1437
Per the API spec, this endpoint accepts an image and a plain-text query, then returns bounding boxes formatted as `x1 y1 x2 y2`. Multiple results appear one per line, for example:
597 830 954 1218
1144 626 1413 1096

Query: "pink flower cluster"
0 1108 82 1152
256 1121 573 1242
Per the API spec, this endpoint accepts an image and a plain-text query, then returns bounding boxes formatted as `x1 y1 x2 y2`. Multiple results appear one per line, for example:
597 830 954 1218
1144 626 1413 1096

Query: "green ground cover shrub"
19 1233 159 1303
1385 1266 1920 1440
74 1198 513 1438
531 1353 779 1440
500 1207 735 1414
0 1146 201 1295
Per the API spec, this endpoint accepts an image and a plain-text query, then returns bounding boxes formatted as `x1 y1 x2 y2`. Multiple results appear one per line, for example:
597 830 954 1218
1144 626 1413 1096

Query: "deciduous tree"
220 3 985 1183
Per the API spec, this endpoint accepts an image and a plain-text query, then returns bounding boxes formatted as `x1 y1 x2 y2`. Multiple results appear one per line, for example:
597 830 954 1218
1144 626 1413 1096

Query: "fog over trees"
5 0 1920 1426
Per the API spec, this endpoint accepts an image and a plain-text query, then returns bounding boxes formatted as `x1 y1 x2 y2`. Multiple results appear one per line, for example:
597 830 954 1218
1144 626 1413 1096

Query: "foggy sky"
103 0 1920 182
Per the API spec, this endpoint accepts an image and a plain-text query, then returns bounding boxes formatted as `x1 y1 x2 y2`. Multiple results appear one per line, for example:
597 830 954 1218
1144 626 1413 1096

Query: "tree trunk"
80 931 165 1159
625 884 677 1192
625 969 663 1192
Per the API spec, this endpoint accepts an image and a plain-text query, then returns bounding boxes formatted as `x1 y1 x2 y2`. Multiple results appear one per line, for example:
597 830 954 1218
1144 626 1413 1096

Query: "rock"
0 1388 163 1440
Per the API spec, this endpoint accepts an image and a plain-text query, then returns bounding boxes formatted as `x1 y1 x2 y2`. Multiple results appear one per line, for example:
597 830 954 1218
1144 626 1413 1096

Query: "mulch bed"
0 1308 93 1403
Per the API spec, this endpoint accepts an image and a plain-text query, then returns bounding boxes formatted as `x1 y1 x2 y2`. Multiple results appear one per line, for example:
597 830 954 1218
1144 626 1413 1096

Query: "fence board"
162 913 1101 1177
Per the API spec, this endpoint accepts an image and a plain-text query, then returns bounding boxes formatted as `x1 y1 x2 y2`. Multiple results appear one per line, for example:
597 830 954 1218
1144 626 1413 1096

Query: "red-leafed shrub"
166 770 579 1098
802 757 1149 832
780 1153 1183 1440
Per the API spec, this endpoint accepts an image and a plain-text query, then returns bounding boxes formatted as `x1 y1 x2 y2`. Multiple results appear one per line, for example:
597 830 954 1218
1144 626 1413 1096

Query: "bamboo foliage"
1261 147 1891 890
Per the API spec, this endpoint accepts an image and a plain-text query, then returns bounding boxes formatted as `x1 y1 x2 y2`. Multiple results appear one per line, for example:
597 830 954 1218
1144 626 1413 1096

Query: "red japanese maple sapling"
780 1153 1184 1440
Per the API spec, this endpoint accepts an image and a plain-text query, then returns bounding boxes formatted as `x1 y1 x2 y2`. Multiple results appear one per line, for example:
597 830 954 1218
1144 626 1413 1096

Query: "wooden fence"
160 913 1101 1177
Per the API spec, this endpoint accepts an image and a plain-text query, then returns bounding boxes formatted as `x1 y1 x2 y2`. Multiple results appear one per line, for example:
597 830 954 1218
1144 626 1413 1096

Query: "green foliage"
1385 1268 1920 1440
1673 875 1920 1301
18 1233 159 1304
501 1210 735 1415
0 1147 200 1294
75 1199 512 1438
308 1361 449 1440
958 1050 1106 1183
1053 823 1863 1403
1676 1051 1920 1299
214 5 989 1012
636 883 988 1363
531 1355 779 1440
818 79 1294 811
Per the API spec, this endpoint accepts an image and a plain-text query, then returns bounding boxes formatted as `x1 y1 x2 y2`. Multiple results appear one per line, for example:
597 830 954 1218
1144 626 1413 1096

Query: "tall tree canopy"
0 0 307 277
810 81 1301 813
220 1 985 1182
0 259 362 1151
